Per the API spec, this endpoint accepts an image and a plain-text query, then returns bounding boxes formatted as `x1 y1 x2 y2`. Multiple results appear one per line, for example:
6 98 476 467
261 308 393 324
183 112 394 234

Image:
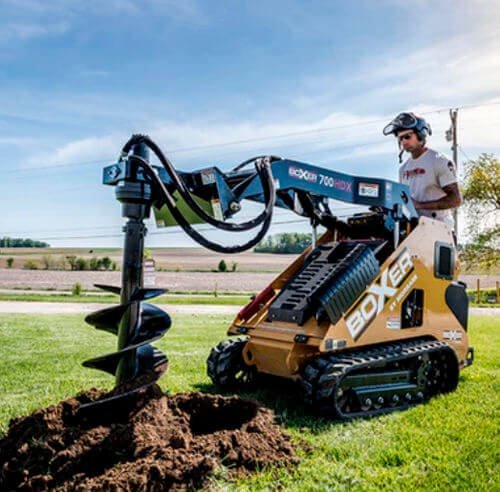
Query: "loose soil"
0 386 298 491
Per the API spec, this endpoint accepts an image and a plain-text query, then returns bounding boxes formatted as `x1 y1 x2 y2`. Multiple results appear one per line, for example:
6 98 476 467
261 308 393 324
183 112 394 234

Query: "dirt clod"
0 386 298 491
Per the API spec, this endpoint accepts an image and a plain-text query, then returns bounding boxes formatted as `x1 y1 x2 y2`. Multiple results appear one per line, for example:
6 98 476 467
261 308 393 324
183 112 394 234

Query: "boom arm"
104 156 417 223
212 159 416 219
103 135 418 253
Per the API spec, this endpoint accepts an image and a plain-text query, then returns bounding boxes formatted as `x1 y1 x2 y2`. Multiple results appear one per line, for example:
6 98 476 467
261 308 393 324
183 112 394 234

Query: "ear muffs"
416 130 425 142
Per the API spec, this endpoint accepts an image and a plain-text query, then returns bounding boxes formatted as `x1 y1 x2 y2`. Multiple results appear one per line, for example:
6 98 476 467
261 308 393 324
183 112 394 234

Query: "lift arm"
103 155 417 226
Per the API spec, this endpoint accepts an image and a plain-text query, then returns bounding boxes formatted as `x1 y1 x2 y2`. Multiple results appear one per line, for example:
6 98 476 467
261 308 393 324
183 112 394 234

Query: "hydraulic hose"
122 134 276 232
231 154 282 172
121 135 277 254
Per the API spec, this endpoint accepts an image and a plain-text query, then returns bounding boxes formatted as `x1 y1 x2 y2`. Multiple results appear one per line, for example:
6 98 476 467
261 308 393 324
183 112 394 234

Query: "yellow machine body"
228 218 470 380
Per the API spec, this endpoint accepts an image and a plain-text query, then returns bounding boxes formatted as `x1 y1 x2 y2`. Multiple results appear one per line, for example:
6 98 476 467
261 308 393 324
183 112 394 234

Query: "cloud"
359 32 500 105
26 109 385 168
0 0 206 43
0 21 70 41
18 92 500 176
292 0 500 118
23 134 121 169
5 0 500 174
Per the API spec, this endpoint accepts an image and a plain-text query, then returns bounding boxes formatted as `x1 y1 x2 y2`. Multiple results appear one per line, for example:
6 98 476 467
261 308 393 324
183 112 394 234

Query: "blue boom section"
103 157 417 222
231 159 416 217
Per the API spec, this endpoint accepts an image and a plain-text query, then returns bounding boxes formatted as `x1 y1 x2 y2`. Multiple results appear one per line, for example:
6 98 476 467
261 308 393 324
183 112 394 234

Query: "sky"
1 0 499 248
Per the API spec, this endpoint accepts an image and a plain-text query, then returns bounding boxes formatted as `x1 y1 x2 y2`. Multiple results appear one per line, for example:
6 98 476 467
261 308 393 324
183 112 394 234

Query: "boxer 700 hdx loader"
84 134 472 419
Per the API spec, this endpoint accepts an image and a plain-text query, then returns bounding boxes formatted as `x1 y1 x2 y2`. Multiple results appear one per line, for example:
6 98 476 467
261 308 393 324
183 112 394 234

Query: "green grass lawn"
0 314 498 491
0 292 251 305
0 291 496 309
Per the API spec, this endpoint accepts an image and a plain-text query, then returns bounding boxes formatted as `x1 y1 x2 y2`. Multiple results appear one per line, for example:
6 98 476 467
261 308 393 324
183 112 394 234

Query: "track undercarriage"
301 338 459 419
207 337 461 419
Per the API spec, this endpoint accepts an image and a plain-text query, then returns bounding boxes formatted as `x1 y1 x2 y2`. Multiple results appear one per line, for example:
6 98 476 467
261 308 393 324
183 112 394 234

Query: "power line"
4 100 499 177
458 144 473 162
3 158 113 175
3 205 364 239
18 218 310 242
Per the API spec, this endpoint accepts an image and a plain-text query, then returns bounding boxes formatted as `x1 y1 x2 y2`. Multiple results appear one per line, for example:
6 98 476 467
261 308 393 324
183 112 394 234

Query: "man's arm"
413 183 462 210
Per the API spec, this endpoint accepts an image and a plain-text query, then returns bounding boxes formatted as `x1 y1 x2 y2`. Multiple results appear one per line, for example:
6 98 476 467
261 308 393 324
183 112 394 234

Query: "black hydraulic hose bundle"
81 132 278 401
120 134 278 254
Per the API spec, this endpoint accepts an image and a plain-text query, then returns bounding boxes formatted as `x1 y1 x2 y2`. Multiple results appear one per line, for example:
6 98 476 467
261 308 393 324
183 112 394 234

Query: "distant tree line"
65 256 115 271
17 255 117 271
254 233 312 254
0 237 50 248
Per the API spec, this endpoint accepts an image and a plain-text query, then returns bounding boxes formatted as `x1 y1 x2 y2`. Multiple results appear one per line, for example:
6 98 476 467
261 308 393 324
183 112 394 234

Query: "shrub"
231 261 238 272
89 257 101 271
218 259 228 272
6 258 14 268
72 282 82 296
55 256 67 270
42 255 54 270
23 260 38 270
75 258 88 271
100 256 112 270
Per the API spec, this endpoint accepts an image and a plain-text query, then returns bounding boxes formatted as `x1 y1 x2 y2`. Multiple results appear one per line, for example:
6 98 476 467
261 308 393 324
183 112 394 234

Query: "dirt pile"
0 386 298 491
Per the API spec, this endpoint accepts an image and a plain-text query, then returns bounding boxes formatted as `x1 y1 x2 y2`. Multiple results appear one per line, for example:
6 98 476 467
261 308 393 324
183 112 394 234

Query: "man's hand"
412 198 424 210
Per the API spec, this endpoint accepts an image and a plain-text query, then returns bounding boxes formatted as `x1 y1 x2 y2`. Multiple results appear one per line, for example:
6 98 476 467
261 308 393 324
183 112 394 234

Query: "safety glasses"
398 132 414 142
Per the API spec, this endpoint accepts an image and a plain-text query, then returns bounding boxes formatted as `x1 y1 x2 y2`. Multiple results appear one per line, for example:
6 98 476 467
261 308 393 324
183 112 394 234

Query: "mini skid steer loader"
86 134 472 419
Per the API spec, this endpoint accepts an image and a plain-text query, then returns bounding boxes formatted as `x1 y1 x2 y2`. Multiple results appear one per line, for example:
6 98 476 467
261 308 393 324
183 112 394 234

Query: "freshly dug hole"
0 385 298 491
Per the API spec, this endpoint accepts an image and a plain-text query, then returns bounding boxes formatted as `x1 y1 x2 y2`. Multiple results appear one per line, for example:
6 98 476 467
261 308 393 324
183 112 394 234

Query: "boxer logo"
288 166 318 183
345 249 415 340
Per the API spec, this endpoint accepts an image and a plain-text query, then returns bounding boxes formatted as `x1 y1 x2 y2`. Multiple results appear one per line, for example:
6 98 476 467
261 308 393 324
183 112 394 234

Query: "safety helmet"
383 112 432 141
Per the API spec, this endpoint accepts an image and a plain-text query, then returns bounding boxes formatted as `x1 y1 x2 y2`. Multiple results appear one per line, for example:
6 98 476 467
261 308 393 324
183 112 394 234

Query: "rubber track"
301 339 459 420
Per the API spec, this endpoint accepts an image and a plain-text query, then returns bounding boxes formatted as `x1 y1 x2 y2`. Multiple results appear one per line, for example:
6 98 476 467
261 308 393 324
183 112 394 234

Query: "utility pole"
446 108 459 237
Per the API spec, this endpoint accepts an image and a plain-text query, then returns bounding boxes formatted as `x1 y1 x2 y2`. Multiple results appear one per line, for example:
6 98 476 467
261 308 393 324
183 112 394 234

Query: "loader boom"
103 157 418 226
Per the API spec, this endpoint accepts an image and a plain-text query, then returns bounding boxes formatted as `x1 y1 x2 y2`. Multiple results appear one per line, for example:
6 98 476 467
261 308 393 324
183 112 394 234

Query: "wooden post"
448 108 459 237
476 278 481 304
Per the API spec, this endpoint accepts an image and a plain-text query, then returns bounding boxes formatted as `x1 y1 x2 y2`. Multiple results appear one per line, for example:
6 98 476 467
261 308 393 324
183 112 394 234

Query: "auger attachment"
81 142 171 407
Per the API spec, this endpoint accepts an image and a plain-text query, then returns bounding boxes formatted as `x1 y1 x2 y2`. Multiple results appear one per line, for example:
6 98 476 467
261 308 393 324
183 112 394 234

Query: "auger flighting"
82 142 171 402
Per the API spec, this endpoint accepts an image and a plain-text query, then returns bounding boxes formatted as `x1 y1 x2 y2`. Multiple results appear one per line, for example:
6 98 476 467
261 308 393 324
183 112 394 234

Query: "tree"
101 256 112 270
255 233 312 254
75 258 88 271
461 154 499 272
89 257 102 271
66 255 77 270
0 237 49 247
218 259 228 272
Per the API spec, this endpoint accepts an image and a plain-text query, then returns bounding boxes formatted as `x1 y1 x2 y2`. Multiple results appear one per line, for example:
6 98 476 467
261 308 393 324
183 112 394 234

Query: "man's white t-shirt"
399 149 458 227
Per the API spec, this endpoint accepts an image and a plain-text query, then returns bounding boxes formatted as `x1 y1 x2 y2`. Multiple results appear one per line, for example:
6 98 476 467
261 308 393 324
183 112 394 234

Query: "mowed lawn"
0 313 498 491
